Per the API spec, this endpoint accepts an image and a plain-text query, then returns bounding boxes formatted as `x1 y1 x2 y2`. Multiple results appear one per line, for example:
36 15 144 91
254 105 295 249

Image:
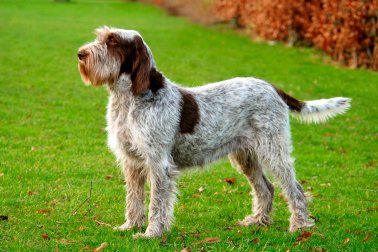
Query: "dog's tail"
273 86 351 124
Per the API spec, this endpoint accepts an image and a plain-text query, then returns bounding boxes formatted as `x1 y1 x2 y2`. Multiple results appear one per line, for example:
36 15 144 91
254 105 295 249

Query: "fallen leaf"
59 239 75 244
198 187 204 193
77 225 87 231
193 237 221 245
296 231 314 242
323 132 336 137
181 247 191 252
106 175 112 180
42 233 49 240
225 178 236 185
204 237 221 243
38 209 52 213
83 245 94 250
363 160 375 169
28 191 38 196
94 220 112 227
320 183 331 187
0 215 9 221
94 242 108 252
363 233 371 242
31 146 36 152
342 237 350 245
213 192 219 196
0 173 4 177
191 233 201 238
252 238 259 244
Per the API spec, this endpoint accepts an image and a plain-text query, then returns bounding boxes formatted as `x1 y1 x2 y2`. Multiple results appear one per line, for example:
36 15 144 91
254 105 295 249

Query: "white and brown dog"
77 26 350 238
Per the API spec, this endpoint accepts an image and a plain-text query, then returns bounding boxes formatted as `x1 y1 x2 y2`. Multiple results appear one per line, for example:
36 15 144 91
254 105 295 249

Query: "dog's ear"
130 36 151 96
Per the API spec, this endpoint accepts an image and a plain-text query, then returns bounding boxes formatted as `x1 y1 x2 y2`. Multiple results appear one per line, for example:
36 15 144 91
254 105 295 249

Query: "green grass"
0 0 377 251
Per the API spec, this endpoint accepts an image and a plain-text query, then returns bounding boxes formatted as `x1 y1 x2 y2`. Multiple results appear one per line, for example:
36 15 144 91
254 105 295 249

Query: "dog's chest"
106 98 143 161
107 117 144 160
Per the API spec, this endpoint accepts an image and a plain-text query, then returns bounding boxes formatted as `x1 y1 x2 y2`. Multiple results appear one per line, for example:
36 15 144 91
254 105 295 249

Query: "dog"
77 26 350 238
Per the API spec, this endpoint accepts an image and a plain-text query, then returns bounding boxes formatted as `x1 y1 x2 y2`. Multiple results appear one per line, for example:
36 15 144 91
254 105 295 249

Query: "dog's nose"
77 51 87 60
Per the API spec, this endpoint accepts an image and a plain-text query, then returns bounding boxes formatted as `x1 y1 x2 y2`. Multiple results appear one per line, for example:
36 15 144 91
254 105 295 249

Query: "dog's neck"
107 74 133 94
106 74 134 110
106 76 134 127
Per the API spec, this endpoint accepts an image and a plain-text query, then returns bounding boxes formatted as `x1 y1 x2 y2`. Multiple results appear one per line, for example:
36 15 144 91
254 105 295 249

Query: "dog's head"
77 26 155 95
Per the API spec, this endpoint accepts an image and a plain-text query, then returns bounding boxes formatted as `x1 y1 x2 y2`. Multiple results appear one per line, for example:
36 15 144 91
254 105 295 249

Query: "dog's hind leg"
254 132 314 232
229 150 274 226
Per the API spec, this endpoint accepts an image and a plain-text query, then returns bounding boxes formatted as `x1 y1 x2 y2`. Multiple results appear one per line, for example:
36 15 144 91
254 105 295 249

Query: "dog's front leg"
133 158 177 239
114 161 146 231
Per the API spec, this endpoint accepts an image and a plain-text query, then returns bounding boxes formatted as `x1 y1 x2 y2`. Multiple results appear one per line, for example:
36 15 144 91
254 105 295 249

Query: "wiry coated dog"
77 27 350 238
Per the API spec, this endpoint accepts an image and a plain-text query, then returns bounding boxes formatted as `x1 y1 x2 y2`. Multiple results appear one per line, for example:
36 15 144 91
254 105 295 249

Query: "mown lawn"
0 0 377 251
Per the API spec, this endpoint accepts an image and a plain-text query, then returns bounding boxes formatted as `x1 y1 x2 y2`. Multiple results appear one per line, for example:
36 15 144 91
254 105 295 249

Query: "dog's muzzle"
77 50 87 60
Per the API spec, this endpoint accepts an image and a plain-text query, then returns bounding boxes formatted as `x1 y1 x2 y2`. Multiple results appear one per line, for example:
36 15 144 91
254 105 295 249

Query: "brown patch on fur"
149 68 165 93
114 34 164 95
116 38 135 75
178 89 200 134
272 86 305 112
130 36 151 95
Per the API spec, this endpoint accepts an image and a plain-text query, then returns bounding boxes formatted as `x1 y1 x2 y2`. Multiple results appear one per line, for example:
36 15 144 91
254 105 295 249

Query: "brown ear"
131 36 151 96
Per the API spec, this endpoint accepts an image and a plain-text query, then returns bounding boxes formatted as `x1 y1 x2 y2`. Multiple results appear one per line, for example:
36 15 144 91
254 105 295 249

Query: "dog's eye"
107 35 118 46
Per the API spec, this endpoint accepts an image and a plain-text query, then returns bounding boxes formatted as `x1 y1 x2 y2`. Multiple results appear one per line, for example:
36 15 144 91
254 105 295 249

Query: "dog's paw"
132 231 160 239
132 226 163 239
238 214 271 227
113 222 134 231
289 220 315 232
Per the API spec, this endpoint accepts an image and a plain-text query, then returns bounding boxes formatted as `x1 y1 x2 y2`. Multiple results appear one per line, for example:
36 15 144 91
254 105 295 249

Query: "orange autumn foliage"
215 0 378 70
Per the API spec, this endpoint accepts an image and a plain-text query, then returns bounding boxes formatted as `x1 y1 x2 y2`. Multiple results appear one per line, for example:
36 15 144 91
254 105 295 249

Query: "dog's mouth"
78 60 91 85
77 48 94 85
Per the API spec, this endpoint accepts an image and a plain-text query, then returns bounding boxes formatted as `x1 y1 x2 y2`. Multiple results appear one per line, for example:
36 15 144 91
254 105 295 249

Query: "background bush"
142 0 378 71
215 0 378 70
